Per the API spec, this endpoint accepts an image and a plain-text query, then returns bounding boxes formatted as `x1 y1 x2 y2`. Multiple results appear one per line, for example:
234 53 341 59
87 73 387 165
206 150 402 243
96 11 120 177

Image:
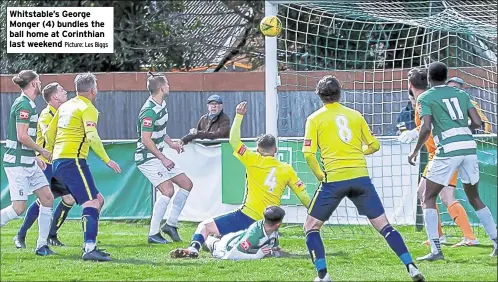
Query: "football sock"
447 201 475 240
190 233 205 251
435 204 443 237
18 200 40 237
306 229 327 279
475 206 497 242
423 209 441 254
166 188 190 227
36 205 53 249
380 224 413 267
149 194 170 236
82 207 99 252
1 205 19 228
49 200 73 237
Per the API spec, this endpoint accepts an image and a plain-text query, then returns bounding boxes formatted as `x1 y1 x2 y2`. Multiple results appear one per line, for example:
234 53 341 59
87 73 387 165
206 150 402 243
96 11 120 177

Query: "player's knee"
197 219 217 236
81 198 100 209
369 214 389 232
12 201 27 215
440 186 456 207
157 181 175 198
62 194 76 206
38 190 54 207
303 215 322 232
173 174 193 191
97 193 105 209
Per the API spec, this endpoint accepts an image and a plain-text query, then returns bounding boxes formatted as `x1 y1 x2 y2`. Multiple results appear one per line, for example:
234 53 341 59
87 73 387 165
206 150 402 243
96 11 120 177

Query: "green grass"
1 220 496 281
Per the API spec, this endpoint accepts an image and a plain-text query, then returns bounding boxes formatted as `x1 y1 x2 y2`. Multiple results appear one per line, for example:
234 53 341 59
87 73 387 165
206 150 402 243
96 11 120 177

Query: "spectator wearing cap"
447 77 492 133
180 95 230 144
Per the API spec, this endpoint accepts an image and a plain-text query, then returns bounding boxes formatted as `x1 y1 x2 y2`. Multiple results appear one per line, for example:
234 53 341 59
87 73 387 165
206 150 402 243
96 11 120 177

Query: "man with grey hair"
135 72 194 244
45 72 122 261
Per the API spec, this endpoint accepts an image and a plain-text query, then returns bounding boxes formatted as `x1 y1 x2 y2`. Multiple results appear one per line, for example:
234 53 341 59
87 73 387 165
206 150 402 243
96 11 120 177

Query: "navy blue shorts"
52 159 99 205
43 163 71 199
213 209 256 236
308 176 385 221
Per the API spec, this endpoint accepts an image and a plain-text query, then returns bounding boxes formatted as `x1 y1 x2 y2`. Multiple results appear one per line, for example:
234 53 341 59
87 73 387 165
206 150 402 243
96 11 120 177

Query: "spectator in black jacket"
181 95 230 145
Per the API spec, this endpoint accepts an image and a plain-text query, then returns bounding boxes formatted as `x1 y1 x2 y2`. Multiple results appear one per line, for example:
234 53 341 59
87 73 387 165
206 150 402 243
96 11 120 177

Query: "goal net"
270 0 497 235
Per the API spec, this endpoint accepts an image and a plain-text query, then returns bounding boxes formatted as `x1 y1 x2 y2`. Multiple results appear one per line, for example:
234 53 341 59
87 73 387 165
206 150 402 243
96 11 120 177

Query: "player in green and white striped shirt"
409 62 497 260
205 206 285 260
0 70 56 256
135 72 194 244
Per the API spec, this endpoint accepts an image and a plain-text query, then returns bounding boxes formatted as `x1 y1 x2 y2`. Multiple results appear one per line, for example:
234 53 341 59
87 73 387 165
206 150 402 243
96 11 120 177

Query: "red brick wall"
0 67 490 93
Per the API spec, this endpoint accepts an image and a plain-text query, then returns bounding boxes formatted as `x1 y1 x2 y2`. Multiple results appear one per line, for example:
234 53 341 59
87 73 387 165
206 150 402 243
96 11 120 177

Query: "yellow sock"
435 204 444 237
448 201 476 240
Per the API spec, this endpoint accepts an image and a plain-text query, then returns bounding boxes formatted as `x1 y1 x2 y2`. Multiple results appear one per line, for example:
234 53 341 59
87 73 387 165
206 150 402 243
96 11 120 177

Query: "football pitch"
1 220 496 281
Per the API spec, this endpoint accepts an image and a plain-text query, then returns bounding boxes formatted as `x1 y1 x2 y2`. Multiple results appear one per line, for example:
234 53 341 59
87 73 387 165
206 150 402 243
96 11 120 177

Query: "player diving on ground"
205 206 285 260
170 101 311 259
302 75 425 282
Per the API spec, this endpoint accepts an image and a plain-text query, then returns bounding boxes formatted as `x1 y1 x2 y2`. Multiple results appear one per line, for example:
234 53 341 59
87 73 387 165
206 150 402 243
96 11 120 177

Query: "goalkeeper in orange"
398 70 481 247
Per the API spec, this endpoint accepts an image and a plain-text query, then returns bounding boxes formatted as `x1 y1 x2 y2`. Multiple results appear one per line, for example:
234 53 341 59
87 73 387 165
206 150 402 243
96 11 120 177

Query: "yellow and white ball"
260 15 282 37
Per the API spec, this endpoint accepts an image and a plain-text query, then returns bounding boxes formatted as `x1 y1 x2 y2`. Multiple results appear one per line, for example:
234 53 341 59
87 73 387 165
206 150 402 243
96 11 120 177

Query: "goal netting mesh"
272 0 497 236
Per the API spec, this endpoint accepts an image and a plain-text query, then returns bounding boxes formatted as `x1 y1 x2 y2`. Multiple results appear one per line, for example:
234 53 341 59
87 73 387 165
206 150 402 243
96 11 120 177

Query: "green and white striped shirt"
3 94 38 167
418 85 476 158
135 97 168 165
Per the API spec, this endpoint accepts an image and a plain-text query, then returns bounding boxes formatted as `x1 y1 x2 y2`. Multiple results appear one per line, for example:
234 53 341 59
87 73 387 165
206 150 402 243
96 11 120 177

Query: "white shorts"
137 158 183 188
426 155 479 186
5 165 49 201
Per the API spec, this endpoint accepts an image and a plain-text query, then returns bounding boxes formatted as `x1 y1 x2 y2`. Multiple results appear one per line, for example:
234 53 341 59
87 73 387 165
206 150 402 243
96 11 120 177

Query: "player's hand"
257 247 272 257
236 101 247 115
408 150 419 166
106 160 122 173
35 157 47 170
398 129 419 143
169 141 184 154
40 148 52 162
161 157 175 171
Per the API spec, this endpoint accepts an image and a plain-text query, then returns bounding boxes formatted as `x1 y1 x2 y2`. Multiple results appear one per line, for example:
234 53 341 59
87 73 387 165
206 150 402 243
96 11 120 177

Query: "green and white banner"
1 137 496 224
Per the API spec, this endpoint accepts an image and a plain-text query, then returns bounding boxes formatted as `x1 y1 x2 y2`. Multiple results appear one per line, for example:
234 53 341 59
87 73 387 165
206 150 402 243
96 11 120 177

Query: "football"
260 15 282 37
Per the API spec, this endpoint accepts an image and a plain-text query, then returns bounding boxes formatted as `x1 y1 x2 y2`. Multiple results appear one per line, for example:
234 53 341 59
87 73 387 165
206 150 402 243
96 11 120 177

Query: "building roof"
181 0 251 71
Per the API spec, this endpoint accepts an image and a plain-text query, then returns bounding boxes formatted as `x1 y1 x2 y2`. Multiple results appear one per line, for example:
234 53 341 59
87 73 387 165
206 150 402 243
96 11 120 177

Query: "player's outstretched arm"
360 117 380 155
229 101 247 150
82 108 120 173
287 169 311 208
302 118 325 182
222 229 269 260
471 101 490 132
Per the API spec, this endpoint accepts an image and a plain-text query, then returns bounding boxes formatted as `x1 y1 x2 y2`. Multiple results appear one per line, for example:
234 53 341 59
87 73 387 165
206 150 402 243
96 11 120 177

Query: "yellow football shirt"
45 95 109 162
230 114 309 221
36 105 56 164
302 103 378 182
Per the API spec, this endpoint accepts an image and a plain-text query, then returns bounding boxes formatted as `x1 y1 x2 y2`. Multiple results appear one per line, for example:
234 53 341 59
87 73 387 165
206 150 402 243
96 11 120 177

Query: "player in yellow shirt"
45 73 121 261
302 76 424 282
170 101 311 259
14 82 76 249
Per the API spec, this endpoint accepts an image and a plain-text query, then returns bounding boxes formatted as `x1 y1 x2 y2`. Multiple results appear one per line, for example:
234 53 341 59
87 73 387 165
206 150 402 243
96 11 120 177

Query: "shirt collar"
77 94 92 104
324 102 341 109
20 92 34 102
149 96 166 107
47 104 56 114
